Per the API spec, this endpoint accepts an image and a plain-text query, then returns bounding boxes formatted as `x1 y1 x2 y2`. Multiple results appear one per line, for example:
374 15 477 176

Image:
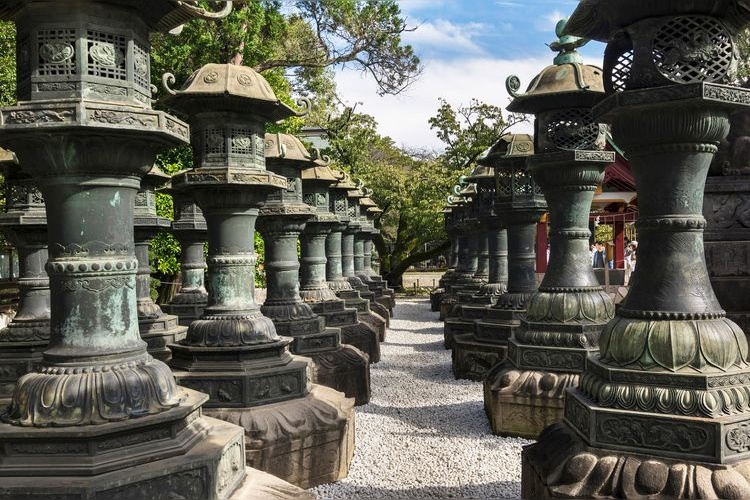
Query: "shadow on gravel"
358 401 494 437
319 481 522 499
383 341 445 352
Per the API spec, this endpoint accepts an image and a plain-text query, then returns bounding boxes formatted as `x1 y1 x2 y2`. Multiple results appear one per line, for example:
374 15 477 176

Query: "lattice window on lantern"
496 170 512 198
611 49 633 92
303 193 315 206
652 16 733 84
204 129 226 155
334 194 347 214
230 129 253 155
316 193 327 208
133 40 150 91
513 169 533 195
38 29 77 76
347 205 356 218
86 31 126 80
478 186 494 211
546 109 600 151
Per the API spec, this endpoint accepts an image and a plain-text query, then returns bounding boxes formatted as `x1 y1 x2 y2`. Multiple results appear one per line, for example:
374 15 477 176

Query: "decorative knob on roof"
550 18 588 65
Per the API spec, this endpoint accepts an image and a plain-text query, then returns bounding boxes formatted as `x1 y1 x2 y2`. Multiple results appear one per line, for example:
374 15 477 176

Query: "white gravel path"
312 298 531 499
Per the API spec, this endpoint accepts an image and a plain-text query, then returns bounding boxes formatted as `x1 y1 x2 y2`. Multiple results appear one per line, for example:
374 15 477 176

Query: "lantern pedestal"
484 151 614 438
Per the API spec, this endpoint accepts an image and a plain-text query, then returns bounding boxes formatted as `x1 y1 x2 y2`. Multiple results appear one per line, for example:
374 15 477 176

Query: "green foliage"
254 231 266 288
0 21 15 106
428 98 525 170
738 30 750 82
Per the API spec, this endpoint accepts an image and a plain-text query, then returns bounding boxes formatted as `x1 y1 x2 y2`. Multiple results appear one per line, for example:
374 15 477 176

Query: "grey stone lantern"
134 165 187 361
444 160 510 353
453 134 544 381
352 190 394 317
438 191 471 321
161 186 208 325
327 170 388 341
483 20 615 439
300 161 382 363
342 184 391 324
431 199 462 312
162 63 354 488
0 1 308 498
260 132 370 406
524 3 750 497
0 149 49 401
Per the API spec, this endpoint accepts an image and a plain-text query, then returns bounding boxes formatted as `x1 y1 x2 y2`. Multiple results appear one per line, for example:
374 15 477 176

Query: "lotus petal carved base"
0 341 45 400
328 280 353 293
207 384 355 489
483 362 579 439
4 352 180 426
307 344 371 405
451 333 507 381
300 286 340 303
139 313 188 361
526 289 615 326
186 312 278 346
523 422 750 499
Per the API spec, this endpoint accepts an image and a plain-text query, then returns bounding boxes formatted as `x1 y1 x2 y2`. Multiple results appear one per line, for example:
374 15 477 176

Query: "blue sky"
333 0 607 151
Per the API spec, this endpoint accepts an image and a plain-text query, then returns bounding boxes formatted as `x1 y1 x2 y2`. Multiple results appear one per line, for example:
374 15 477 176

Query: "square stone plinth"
451 334 507 381
444 315 478 349
486 392 563 439
206 384 355 489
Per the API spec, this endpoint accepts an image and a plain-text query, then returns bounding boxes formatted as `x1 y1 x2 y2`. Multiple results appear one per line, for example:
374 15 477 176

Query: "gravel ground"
312 298 531 499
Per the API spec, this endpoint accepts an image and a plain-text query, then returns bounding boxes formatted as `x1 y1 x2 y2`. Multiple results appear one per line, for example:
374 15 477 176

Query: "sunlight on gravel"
312 298 532 499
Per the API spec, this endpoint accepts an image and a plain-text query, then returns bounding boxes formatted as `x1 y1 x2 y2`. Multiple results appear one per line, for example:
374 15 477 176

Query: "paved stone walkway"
312 298 530 499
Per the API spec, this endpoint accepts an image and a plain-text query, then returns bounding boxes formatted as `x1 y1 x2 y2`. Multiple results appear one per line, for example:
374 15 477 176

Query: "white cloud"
334 56 546 152
405 20 488 54
538 10 567 32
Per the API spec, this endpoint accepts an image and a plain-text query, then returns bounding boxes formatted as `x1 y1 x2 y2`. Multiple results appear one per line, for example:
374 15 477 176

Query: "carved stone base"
475 308 524 344
430 288 445 312
358 311 387 342
308 300 380 363
368 300 391 328
374 296 394 317
523 422 750 499
0 340 45 399
444 315 477 349
451 333 507 381
337 291 386 341
206 384 355 489
0 389 249 500
230 467 315 499
139 313 188 361
439 296 458 321
483 362 578 438
162 302 206 327
306 344 371 406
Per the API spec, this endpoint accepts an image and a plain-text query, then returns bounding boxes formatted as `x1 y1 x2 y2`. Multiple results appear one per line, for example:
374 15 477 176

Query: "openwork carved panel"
652 16 733 85
86 30 127 80
230 129 252 155
205 129 225 155
546 108 600 151
513 168 533 195
303 193 315 206
132 40 150 92
38 29 76 77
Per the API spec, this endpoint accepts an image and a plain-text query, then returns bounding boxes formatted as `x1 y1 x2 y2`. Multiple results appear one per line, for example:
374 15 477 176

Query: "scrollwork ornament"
39 41 74 64
506 75 521 97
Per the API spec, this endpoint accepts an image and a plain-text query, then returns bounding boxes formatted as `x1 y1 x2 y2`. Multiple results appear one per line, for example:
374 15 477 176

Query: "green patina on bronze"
524 3 750 498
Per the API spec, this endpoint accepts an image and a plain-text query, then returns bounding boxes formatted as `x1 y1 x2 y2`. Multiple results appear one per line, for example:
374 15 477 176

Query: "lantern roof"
479 134 534 168
264 133 315 166
506 19 604 115
161 63 308 122
564 0 750 42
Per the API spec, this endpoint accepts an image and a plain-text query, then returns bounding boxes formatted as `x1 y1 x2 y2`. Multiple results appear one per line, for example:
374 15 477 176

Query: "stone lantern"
438 190 471 321
161 187 209 326
134 166 187 361
354 186 395 317
0 1 310 498
260 132 370 406
444 160 509 352
299 155 381 363
162 63 354 488
327 170 388 340
524 3 750 497
342 184 392 324
453 134 544 381
431 199 462 312
483 20 615 439
0 150 49 401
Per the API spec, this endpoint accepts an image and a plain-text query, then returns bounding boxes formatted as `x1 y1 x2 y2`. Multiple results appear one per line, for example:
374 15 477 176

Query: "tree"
151 0 420 97
428 98 526 171
0 21 15 106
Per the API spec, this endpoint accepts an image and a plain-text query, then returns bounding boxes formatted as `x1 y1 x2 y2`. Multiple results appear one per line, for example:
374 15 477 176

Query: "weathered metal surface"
525 3 750 498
